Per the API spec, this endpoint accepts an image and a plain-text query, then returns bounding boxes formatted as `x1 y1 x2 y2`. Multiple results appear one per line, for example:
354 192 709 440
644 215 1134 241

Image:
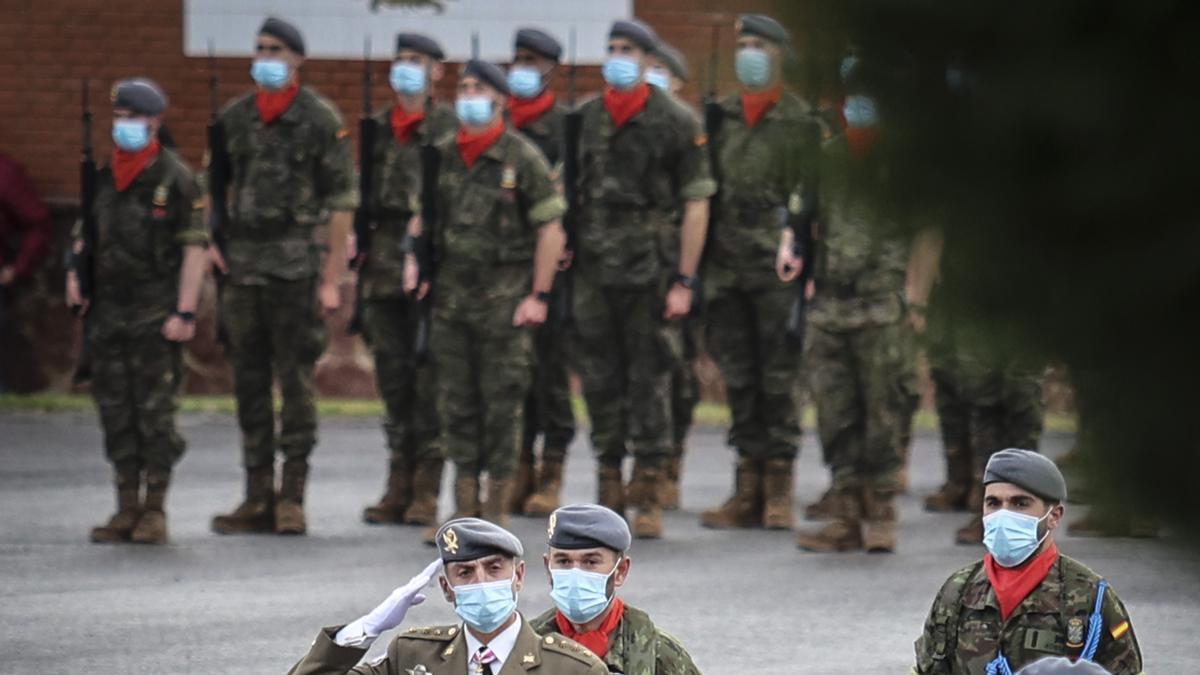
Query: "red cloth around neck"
508 91 556 130
554 597 625 660
984 540 1059 621
741 86 782 128
846 127 880 158
111 140 161 192
256 82 300 124
603 83 650 129
456 120 505 169
391 104 426 145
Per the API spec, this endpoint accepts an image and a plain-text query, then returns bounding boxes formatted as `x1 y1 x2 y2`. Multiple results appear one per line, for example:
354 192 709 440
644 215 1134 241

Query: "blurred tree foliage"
777 0 1200 534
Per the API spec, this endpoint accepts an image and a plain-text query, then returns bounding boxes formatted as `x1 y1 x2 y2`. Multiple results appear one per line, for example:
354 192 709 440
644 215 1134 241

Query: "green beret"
111 78 167 116
435 517 523 563
737 14 790 46
259 17 305 56
462 59 510 96
515 28 562 62
653 42 689 81
984 449 1068 503
609 19 658 53
548 504 631 552
395 32 445 60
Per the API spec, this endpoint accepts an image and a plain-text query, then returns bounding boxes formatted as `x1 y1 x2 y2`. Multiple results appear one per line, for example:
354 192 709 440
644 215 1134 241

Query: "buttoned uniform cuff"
334 618 379 648
679 178 717 202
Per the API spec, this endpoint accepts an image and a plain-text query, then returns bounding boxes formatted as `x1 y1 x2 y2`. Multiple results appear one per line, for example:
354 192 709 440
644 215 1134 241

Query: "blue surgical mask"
390 62 427 95
735 47 771 88
456 96 494 127
983 508 1052 568
602 56 641 90
452 577 517 633
250 58 290 90
843 95 878 129
644 67 671 91
112 119 151 152
549 559 621 624
507 67 542 99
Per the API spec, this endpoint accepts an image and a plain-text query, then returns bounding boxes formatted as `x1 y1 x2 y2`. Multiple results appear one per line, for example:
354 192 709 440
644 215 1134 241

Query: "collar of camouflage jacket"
965 552 1066 620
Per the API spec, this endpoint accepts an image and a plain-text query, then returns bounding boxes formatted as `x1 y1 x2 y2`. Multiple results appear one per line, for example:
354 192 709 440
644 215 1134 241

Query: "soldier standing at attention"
404 60 566 536
68 78 210 545
288 518 607 675
911 450 1142 674
359 33 457 528
572 19 716 538
208 17 358 536
504 28 577 518
699 15 816 532
529 504 704 674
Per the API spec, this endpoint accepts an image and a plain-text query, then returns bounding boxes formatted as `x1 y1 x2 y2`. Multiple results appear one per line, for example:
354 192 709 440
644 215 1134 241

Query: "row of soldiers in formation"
69 13 1048 555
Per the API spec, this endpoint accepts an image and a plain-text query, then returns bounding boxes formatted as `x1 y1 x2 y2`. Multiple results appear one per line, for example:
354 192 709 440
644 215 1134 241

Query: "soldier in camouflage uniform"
68 79 210 546
358 33 457 528
699 15 817 532
530 504 703 674
912 450 1142 674
404 60 566 537
208 18 357 536
571 20 716 538
504 28 577 518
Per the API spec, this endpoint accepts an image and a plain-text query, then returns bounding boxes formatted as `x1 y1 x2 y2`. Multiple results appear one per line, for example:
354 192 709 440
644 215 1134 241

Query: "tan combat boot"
508 448 536 514
861 485 897 553
131 468 171 545
700 457 763 529
522 456 564 516
762 457 795 530
628 461 663 539
481 476 513 528
275 458 309 535
211 465 276 535
91 461 142 543
403 459 443 526
804 485 837 521
423 473 480 545
896 442 912 494
659 447 684 511
596 462 625 516
796 490 864 552
923 443 972 512
363 455 412 525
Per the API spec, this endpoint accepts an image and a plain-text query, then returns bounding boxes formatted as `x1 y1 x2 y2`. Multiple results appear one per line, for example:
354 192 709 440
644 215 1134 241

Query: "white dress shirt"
464 614 522 674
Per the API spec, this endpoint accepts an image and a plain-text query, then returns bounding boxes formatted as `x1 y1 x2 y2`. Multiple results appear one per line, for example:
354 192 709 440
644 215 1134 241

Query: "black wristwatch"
173 310 196 323
534 291 552 304
671 273 698 290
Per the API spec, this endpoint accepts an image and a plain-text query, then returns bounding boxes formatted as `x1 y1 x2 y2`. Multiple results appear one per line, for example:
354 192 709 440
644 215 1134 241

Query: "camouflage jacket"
430 128 566 311
709 90 817 288
512 101 566 169
216 85 358 285
361 102 457 300
530 603 703 675
575 86 717 287
808 137 910 332
81 148 209 337
913 554 1143 675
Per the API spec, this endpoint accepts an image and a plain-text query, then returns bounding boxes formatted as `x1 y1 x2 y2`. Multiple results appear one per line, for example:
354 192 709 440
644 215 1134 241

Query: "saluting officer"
69 78 210 546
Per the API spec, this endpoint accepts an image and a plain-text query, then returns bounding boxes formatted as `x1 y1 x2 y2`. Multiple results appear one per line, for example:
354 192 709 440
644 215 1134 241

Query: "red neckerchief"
741 86 782 128
456 120 505 169
984 541 1059 621
508 91 556 130
603 83 650 129
846 127 880 158
554 597 625 660
256 82 300 125
111 140 161 192
391 104 426 145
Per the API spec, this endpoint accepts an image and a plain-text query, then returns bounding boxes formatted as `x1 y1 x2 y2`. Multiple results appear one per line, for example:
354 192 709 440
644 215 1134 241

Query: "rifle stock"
556 27 580 326
349 37 376 335
72 78 97 383
206 41 232 348
413 142 441 363
693 25 724 318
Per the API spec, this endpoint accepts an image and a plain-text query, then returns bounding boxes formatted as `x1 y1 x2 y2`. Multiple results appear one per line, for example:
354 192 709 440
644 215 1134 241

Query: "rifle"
557 27 581 325
695 25 723 317
348 36 376 335
784 36 826 348
412 143 440 363
71 78 97 383
206 40 232 347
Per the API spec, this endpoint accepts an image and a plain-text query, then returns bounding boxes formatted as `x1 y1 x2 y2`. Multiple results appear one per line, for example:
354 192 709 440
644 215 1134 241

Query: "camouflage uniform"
531 604 703 674
429 128 566 524
700 90 816 530
912 554 1143 674
211 85 357 533
571 86 716 531
358 103 457 525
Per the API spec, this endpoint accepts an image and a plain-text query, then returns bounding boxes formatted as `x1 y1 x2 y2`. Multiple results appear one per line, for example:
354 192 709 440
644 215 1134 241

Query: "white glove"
359 559 442 637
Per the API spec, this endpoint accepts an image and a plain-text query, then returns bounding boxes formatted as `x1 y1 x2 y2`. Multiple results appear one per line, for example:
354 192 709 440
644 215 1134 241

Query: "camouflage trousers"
431 300 533 478
808 320 918 490
362 297 441 463
953 353 1045 464
222 279 327 469
705 281 803 461
572 276 677 468
526 305 576 461
90 325 185 471
670 319 702 451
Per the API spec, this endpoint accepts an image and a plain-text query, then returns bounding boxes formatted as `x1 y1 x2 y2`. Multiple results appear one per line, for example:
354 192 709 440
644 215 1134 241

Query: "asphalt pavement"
1 411 1197 673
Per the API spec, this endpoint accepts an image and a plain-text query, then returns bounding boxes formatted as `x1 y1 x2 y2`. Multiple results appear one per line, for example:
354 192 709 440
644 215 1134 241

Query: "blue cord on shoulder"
1080 579 1109 661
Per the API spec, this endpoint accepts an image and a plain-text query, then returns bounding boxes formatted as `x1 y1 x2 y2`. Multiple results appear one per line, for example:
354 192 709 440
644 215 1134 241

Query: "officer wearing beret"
209 16 358 536
572 19 716 538
912 450 1142 674
402 60 567 539
359 32 457 529
529 505 703 674
504 27 578 520
289 518 607 674
67 78 210 546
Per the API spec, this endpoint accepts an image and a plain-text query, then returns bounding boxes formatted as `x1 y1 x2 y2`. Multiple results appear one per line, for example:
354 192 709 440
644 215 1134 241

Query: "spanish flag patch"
1110 620 1130 640
336 128 350 140
694 133 708 147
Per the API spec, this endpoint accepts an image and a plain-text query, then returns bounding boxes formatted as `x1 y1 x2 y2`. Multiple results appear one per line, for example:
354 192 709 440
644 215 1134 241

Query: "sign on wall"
184 0 633 63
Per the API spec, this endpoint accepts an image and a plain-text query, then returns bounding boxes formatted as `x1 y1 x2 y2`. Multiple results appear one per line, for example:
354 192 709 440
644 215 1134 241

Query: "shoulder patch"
1111 620 1130 640
396 624 460 642
336 128 350 140
694 133 708 147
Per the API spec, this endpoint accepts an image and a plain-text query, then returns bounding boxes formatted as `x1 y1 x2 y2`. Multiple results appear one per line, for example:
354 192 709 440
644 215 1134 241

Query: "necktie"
473 645 498 675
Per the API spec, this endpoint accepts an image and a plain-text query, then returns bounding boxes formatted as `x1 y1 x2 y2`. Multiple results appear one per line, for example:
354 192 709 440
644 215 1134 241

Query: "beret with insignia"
984 449 1068 503
111 78 168 116
547 503 631 553
609 19 658 53
395 32 445 60
259 16 306 56
435 517 523 563
515 28 562 62
462 59 510 96
737 14 791 46
653 42 689 81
